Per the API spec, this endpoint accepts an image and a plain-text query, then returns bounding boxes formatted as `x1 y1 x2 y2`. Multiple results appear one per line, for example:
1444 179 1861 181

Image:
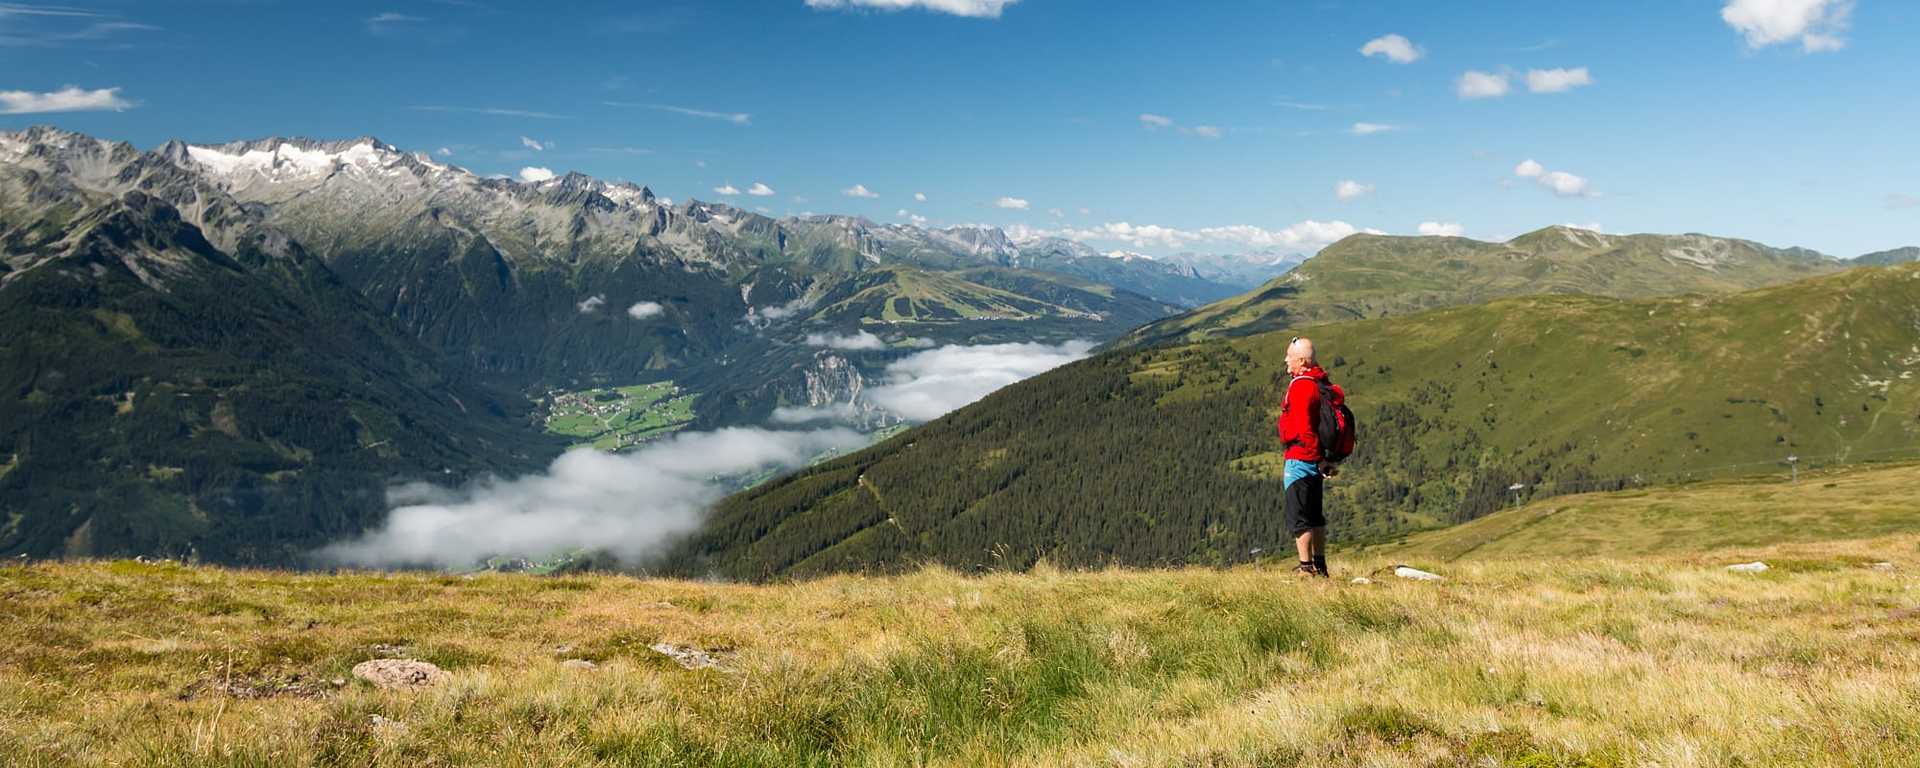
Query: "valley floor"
5 528 1919 766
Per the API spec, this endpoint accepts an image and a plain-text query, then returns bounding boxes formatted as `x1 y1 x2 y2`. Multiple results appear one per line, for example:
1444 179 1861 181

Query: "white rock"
1350 577 1373 585
1726 561 1770 573
1394 566 1444 582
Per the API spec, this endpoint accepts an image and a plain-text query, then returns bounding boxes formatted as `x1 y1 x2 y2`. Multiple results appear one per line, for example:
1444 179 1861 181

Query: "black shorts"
1284 472 1326 536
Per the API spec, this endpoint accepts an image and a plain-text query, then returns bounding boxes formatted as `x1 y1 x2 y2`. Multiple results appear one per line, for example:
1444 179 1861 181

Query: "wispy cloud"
994 196 1029 210
0 85 132 114
714 183 741 196
1138 113 1174 129
805 330 887 350
519 135 549 152
412 105 567 119
1418 221 1465 237
0 5 159 47
365 11 425 34
1275 100 1329 111
587 146 655 155
843 184 879 198
803 0 1020 19
747 182 776 196
1350 122 1397 135
1335 180 1374 201
608 102 752 125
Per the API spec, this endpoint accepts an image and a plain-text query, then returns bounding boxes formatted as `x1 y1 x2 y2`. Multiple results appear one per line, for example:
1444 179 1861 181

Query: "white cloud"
1138 113 1174 129
313 428 867 568
1526 67 1593 93
575 294 606 313
518 166 556 182
0 86 133 114
1048 207 1065 218
896 208 911 218
867 340 1094 421
805 330 887 350
1514 159 1591 197
910 213 928 225
519 135 547 152
843 184 879 198
1418 221 1465 237
914 192 927 202
1335 180 1374 201
1350 122 1397 135
747 182 776 196
803 0 1021 18
1359 33 1423 63
770 403 864 424
1457 70 1511 99
714 183 741 196
1187 125 1223 139
435 147 452 156
366 11 424 33
1722 0 1851 52
995 196 1030 210
627 301 664 319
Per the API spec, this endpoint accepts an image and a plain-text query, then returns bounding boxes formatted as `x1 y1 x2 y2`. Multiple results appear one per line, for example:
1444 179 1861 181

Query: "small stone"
351 659 446 690
1394 566 1444 582
561 659 596 670
1726 561 1770 573
1350 577 1373 585
1870 562 1896 571
649 642 732 672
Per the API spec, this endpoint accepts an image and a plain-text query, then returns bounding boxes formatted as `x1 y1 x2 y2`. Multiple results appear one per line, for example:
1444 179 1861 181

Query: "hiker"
1278 336 1352 577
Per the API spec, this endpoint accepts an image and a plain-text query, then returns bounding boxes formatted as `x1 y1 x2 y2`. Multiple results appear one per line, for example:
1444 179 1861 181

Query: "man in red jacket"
1277 336 1338 577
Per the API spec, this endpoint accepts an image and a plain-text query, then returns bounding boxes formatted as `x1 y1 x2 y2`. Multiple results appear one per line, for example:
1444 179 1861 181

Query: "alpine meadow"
4 1 1919 766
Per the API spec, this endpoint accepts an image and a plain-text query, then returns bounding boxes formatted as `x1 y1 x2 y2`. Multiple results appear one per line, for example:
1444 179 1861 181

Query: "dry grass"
3 534 1919 767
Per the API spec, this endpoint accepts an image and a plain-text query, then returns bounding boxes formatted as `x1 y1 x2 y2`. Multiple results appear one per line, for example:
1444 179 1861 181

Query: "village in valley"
542 381 698 452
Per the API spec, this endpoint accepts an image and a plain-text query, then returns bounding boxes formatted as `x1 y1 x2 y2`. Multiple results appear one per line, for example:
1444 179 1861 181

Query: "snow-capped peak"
185 139 399 180
1105 249 1155 262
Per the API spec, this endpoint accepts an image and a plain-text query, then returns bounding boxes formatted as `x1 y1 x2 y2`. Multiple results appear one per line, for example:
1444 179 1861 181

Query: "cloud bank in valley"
866 340 1096 421
315 428 866 568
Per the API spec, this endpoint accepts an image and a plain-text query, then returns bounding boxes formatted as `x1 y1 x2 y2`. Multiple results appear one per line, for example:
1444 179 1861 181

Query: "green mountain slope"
0 189 557 563
1857 246 1919 266
665 264 1920 580
1369 461 1920 564
1120 226 1844 348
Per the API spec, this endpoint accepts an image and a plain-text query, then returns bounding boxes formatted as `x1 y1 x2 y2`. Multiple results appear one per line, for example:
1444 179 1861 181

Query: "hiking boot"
1291 563 1322 578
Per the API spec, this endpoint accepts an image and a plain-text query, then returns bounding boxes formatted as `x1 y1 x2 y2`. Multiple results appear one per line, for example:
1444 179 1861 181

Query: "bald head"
1285 336 1316 375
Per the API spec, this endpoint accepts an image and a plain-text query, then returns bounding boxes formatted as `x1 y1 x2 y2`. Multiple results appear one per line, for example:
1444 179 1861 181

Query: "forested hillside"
665 264 1920 580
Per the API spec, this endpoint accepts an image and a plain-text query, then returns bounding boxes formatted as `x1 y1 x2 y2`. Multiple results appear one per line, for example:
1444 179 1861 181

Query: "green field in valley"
543 382 697 452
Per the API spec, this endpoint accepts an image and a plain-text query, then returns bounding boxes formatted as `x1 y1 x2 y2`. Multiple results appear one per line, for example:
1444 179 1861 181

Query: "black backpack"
1294 376 1357 463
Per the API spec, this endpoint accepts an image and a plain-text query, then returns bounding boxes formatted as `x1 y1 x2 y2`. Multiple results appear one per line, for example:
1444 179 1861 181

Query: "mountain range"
2 125 1915 566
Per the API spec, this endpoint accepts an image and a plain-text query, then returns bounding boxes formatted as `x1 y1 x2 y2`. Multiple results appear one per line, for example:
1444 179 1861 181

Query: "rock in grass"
560 659 597 670
351 659 446 690
650 642 731 671
1726 562 1770 573
1350 577 1373 585
1393 566 1444 582
1869 562 1896 571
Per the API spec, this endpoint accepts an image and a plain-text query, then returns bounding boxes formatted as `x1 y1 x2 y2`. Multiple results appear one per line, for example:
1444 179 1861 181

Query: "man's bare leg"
1308 527 1327 576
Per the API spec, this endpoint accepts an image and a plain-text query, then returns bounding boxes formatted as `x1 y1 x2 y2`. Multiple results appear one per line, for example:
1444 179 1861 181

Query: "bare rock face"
351 659 446 690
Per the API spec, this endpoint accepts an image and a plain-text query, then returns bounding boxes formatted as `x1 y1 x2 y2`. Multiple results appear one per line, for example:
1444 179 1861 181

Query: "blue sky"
3 0 1916 256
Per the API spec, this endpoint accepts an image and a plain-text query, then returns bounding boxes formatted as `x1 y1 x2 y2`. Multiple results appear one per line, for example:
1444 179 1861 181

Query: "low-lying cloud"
315 428 867 569
805 330 887 350
867 340 1095 421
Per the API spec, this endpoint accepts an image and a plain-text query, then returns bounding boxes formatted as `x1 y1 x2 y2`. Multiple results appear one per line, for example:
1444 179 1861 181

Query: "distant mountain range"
1856 246 1920 266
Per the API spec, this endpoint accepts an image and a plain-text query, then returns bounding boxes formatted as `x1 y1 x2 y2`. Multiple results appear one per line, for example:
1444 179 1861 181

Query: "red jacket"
1278 365 1340 462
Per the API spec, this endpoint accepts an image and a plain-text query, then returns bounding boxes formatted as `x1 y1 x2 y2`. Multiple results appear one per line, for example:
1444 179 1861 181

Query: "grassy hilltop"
4 465 1918 768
